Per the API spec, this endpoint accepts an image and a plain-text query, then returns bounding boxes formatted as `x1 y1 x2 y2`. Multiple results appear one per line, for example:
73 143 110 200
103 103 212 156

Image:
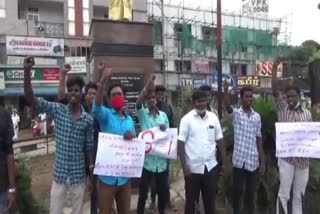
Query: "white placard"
138 127 178 160
94 133 145 178
65 57 87 73
6 36 64 57
276 122 320 158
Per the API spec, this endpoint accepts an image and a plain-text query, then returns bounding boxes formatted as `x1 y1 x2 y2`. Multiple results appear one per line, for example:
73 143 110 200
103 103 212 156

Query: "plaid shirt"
36 98 94 185
231 107 262 172
276 98 312 169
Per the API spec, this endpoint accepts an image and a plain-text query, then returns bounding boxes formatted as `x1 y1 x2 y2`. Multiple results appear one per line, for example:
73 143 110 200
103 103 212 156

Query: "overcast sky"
168 0 320 46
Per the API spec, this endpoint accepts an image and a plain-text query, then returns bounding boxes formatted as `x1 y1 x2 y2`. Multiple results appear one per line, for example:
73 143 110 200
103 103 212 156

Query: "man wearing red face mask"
92 67 136 214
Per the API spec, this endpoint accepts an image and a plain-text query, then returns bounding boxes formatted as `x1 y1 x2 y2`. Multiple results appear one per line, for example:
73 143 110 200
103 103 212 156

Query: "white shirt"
178 110 223 174
11 114 20 141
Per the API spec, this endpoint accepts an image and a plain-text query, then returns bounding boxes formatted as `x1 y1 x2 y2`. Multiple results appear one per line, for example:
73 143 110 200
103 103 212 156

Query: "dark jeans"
233 167 258 214
137 168 168 214
90 175 98 214
151 161 171 205
185 166 219 214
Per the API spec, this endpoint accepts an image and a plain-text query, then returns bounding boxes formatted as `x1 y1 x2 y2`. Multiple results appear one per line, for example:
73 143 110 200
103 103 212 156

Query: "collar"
192 109 208 119
288 103 303 112
111 108 127 117
66 104 87 119
239 106 254 115
146 106 160 116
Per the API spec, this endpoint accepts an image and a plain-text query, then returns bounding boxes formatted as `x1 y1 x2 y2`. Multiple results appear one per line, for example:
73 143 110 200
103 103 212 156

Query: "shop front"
0 66 60 128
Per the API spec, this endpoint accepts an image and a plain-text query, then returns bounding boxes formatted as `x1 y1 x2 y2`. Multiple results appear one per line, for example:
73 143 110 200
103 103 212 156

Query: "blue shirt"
35 98 94 185
137 105 169 173
92 99 136 186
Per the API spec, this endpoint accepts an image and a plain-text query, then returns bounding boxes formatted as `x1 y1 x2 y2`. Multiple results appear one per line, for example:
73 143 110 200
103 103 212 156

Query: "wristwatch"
89 164 94 169
8 188 16 193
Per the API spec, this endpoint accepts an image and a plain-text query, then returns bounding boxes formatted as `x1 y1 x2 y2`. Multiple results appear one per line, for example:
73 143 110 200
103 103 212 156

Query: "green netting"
152 22 289 60
153 21 162 45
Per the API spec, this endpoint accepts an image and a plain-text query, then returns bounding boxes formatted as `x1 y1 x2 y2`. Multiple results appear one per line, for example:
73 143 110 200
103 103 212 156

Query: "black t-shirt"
0 107 14 191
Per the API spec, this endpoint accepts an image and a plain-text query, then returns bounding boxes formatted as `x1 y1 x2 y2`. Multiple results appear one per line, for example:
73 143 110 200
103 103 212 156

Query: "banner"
0 67 60 83
276 122 320 158
94 133 145 177
256 61 283 78
191 57 210 74
212 72 236 92
6 36 64 57
138 127 178 160
65 57 87 73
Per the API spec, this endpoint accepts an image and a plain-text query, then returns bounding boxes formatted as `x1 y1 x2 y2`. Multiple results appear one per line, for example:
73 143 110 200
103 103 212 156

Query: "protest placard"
276 122 320 158
138 127 178 159
94 133 145 177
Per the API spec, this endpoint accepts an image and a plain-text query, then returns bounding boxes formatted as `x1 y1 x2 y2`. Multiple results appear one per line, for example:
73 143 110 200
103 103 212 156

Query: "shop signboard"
65 57 87 74
191 57 210 74
237 76 261 89
256 61 283 78
180 78 207 88
1 67 60 83
6 36 64 57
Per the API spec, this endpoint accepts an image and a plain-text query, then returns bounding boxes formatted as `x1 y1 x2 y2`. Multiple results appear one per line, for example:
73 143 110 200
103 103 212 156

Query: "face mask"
111 96 125 110
195 108 206 115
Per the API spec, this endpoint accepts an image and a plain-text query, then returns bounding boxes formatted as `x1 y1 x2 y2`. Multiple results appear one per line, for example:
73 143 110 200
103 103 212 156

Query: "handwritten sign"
276 122 320 158
94 133 145 177
138 128 178 160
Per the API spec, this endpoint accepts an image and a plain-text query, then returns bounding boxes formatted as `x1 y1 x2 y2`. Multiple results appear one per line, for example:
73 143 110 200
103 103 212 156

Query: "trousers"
50 180 86 214
276 159 309 214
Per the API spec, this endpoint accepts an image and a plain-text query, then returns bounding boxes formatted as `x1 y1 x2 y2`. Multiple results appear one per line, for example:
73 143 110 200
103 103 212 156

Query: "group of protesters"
0 55 311 214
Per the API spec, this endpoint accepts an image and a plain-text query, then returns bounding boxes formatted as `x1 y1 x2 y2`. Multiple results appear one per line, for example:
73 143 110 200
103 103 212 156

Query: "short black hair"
192 90 207 101
66 76 85 91
155 85 166 93
85 82 98 95
107 83 126 97
240 86 253 98
199 85 212 92
285 85 300 95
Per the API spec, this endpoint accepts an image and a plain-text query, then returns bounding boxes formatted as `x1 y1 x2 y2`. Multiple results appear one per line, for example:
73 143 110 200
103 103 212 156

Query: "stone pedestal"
89 19 154 129
90 19 153 82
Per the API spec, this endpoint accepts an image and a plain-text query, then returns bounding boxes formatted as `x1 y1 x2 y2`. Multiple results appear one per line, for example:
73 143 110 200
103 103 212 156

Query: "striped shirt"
276 98 312 169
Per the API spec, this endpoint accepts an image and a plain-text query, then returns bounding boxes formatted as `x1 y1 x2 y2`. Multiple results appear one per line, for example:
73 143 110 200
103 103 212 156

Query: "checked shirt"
231 107 262 172
36 98 94 185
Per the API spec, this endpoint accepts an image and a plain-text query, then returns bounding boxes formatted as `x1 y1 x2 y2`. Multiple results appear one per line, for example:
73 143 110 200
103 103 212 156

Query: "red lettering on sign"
141 130 155 154
168 137 173 155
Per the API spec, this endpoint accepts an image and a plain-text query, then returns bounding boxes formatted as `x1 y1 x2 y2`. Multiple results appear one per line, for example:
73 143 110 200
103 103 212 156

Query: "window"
202 26 216 40
241 64 247 76
230 63 238 75
175 60 191 73
27 8 39 26
0 0 6 18
68 0 75 35
83 0 90 36
174 23 191 47
154 59 164 72
209 61 217 72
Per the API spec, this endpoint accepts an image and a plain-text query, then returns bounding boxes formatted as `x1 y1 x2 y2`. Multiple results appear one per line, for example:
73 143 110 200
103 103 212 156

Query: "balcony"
27 21 64 38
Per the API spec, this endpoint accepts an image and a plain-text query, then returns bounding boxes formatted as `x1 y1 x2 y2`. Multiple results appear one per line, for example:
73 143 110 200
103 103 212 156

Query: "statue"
109 0 132 21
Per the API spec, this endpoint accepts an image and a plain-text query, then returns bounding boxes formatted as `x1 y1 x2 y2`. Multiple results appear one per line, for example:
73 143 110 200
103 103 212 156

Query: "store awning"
0 87 58 96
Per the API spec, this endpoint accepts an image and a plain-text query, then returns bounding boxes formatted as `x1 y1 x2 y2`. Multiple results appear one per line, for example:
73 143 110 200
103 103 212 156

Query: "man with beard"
223 84 265 214
58 64 103 214
272 57 312 214
23 56 94 214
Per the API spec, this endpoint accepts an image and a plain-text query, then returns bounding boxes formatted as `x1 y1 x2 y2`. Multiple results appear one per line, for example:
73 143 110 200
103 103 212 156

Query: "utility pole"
160 0 166 87
217 0 223 119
